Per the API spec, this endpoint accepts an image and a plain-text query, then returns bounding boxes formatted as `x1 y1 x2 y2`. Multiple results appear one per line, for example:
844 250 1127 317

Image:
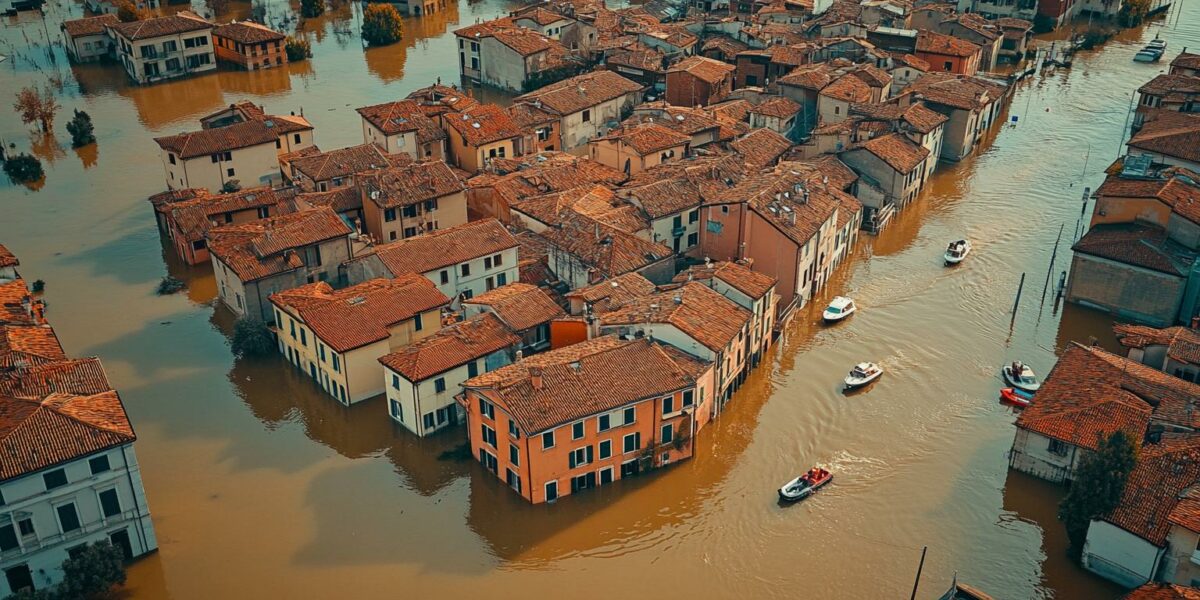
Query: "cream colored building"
588 123 688 176
271 275 449 405
154 113 314 192
512 70 644 151
107 12 215 85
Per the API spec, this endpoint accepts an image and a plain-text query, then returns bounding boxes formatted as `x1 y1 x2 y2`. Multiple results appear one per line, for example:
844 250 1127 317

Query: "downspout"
413 381 421 434
120 446 151 556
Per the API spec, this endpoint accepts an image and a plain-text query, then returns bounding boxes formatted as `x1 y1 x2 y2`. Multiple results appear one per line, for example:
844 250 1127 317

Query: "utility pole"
909 546 928 600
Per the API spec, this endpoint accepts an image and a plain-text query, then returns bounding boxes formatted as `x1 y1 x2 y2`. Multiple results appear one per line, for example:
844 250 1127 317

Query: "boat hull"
1001 368 1040 392
1000 387 1033 407
844 371 882 389
779 474 833 501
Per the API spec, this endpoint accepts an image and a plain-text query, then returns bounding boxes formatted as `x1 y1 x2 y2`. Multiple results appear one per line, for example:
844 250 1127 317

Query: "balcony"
0 508 141 561
671 225 686 238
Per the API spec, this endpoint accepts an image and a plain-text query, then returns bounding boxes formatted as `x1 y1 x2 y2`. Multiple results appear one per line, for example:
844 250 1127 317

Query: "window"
414 313 424 332
332 354 340 372
661 423 674 444
424 413 436 429
89 455 111 475
300 328 307 346
599 439 612 459
424 199 438 212
623 406 635 425
484 256 493 270
403 205 418 218
294 134 301 144
461 263 471 277
403 227 418 238
56 503 81 533
662 396 675 415
99 488 121 518
390 399 403 421
623 432 641 453
509 444 519 466
479 398 495 419
582 109 591 122
168 153 176 165
598 414 611 432
391 374 400 390
384 208 397 222
943 61 953 71
506 468 522 493
43 468 67 491
440 270 450 285
545 480 558 502
688 209 699 223
17 519 33 538
1048 439 1070 457
687 232 698 247
319 343 326 362
572 421 585 440
434 377 446 393
165 57 180 72
226 168 235 177
682 390 694 408
568 446 593 468
508 420 520 438
481 424 497 447
542 430 555 449
467 361 478 378
0 525 16 552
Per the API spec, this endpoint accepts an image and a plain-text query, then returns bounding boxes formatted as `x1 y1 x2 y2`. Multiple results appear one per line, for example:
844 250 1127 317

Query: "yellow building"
270 274 449 405
441 104 524 174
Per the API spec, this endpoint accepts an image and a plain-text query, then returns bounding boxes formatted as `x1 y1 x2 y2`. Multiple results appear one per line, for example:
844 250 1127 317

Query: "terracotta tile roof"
514 230 555 286
1073 223 1196 276
0 358 111 398
1015 344 1169 450
626 104 722 137
514 7 571 25
709 168 850 247
1167 488 1200 534
155 119 290 159
623 178 703 219
108 11 211 41
708 98 753 122
463 283 565 331
148 188 209 212
62 13 119 37
359 161 465 210
1083 346 1200 430
0 244 17 269
749 97 802 119
0 390 136 482
674 260 776 300
564 271 656 312
1097 169 1200 224
512 185 647 233
1129 111 1200 164
668 56 735 84
295 187 362 214
212 20 284 44
851 132 929 174
995 17 1033 30
891 53 930 71
540 210 671 280
1114 324 1200 366
915 29 980 57
288 144 390 183
901 102 948 133
731 128 792 171
597 122 690 155
168 186 295 242
638 24 698 49
472 153 627 209
607 47 668 73
1103 433 1200 546
356 100 445 142
1171 52 1200 71
820 73 873 103
906 72 1009 111
405 84 480 117
1138 74 1200 102
701 36 748 58
271 275 449 352
0 279 36 326
514 70 643 117
444 104 524 146
207 208 352 282
366 218 519 277
598 282 751 352
849 64 892 88
1123 583 1200 600
0 325 67 368
462 336 707 433
506 102 560 130
380 313 517 381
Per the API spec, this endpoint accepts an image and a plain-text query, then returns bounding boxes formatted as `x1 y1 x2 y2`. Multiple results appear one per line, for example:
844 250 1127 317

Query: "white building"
107 12 215 84
343 218 520 301
154 111 314 192
0 390 156 597
379 313 519 436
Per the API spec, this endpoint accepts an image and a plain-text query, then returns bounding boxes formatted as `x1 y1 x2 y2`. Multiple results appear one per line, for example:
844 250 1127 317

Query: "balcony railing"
0 508 141 561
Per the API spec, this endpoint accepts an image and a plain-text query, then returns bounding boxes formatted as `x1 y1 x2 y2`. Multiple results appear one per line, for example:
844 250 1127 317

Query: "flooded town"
1 0 1199 594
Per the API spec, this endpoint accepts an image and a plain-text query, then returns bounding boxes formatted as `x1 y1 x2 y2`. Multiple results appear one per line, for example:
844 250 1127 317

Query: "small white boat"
1001 361 1040 392
823 296 856 322
844 362 883 389
944 239 971 264
1146 38 1167 51
779 467 832 502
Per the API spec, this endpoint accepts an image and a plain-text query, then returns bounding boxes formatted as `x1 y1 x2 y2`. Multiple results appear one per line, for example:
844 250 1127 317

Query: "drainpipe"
412 381 421 435
120 446 151 556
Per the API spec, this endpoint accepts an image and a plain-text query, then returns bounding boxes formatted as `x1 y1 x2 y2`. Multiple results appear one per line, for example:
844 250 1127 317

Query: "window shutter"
569 452 577 469
586 445 594 464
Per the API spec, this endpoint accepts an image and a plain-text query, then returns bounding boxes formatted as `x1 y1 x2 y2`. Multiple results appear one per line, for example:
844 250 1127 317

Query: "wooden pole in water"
1041 224 1065 304
910 546 928 600
1012 273 1026 325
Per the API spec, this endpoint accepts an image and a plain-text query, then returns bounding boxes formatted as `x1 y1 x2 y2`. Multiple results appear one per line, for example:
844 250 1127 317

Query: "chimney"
1191 315 1200 331
516 349 524 361
529 366 543 389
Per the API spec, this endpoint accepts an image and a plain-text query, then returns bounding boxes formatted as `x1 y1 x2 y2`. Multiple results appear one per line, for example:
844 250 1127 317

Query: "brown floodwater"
1 0 1194 597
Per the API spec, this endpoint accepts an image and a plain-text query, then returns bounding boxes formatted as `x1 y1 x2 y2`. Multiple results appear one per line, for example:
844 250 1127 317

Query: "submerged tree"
2 153 44 183
66 109 96 147
300 0 324 18
14 86 61 133
361 3 403 47
285 36 312 61
231 318 276 357
56 541 127 600
1058 430 1138 558
116 1 142 22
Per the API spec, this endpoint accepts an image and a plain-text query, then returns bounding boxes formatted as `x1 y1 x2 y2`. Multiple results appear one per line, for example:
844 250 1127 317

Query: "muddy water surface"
1 2 1196 598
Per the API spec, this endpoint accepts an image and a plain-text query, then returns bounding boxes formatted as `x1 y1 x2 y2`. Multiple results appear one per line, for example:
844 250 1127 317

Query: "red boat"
778 467 832 501
1000 387 1034 408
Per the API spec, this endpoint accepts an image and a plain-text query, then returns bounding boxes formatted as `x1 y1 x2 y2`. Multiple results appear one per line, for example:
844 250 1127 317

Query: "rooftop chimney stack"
529 366 543 389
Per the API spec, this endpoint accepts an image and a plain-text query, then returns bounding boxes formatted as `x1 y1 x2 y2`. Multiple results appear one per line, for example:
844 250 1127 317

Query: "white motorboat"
1001 361 1040 392
844 362 884 389
778 467 832 502
944 239 971 264
823 296 857 322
